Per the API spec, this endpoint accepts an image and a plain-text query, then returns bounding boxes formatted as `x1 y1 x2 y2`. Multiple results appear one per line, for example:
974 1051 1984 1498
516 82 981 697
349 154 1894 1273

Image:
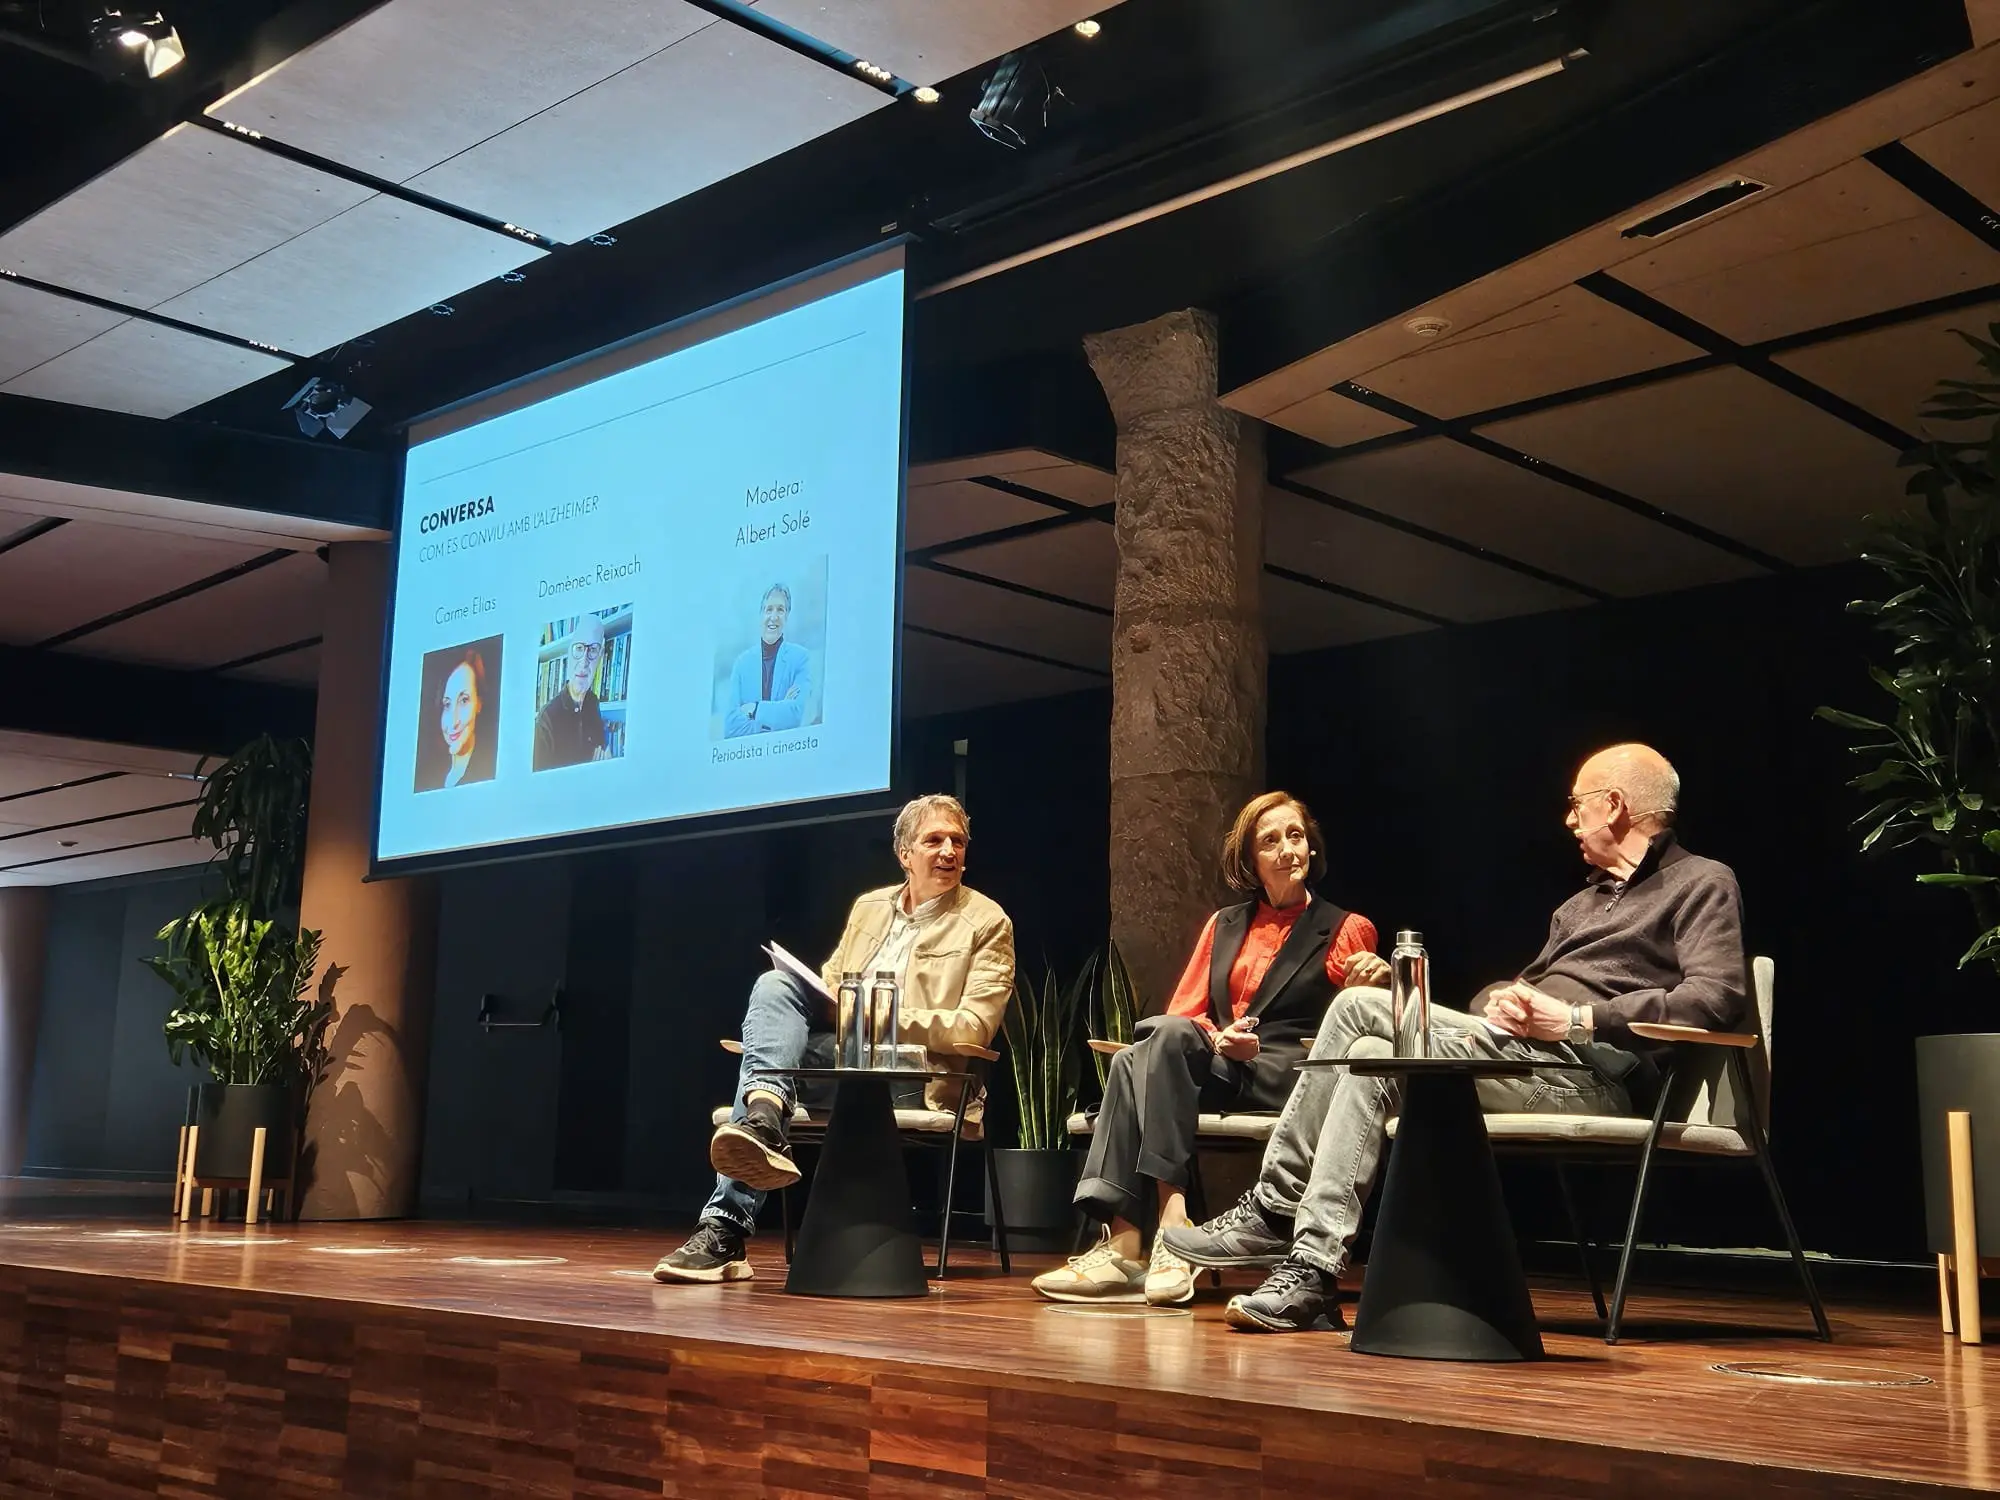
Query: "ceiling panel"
756 0 1115 86
901 628 1103 717
0 280 125 386
226 640 323 686
207 1 715 187
945 519 1117 611
0 321 292 419
69 549 326 671
1291 439 1761 597
0 802 202 871
1267 389 1412 449
0 753 128 800
1005 461 1115 508
1904 95 2000 216
156 196 543 358
1263 573 1429 655
1352 287 1706 419
1775 297 2000 435
906 477 1060 552
0 836 211 888
903 564 1108 671
1483 366 1909 565
1612 161 2000 343
0 772 202 833
407 23 887 243
0 522 264 647
1265 489 1590 623
0 126 372 310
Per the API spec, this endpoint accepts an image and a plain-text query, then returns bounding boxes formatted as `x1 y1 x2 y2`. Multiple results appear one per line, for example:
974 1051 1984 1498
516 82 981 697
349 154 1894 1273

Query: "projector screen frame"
365 239 912 881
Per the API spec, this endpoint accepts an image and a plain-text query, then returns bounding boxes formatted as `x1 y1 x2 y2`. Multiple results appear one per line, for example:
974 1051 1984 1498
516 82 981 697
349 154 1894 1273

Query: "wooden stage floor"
0 1210 1989 1498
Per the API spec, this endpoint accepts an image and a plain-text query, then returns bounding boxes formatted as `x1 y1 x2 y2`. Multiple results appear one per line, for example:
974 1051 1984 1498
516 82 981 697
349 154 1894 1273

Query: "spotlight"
912 85 940 105
969 51 1068 149
1073 18 1101 38
88 9 183 78
283 377 371 440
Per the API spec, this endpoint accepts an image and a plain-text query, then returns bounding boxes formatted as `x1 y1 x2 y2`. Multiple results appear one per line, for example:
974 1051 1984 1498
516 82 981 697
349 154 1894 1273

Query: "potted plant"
988 961 1091 1252
145 735 329 1209
1817 318 2000 1260
1088 941 1139 1088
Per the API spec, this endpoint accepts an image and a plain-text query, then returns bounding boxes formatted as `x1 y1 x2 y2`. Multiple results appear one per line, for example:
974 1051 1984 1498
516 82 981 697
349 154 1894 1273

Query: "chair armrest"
1087 1039 1130 1056
720 1039 745 1055
1627 1022 1757 1048
952 1043 1001 1063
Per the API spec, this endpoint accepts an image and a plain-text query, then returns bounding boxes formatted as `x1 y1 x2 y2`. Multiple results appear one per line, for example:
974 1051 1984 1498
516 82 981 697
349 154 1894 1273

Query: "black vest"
1206 894 1352 1112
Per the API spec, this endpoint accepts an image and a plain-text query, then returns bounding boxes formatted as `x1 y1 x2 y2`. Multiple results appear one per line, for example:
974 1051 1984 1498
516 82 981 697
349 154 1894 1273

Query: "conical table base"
778 1072 930 1299
1343 1063 1545 1362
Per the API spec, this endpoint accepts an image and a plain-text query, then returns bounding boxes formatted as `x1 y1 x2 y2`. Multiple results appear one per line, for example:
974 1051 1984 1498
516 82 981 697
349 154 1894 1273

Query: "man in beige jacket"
654 794 1015 1283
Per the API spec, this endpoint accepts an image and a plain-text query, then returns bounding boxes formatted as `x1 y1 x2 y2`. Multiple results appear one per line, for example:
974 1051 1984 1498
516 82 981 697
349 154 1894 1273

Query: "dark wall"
23 869 207 1177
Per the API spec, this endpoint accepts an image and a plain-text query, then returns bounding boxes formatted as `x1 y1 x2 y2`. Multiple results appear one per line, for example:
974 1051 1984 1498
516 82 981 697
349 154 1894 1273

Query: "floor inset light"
1074 18 1101 38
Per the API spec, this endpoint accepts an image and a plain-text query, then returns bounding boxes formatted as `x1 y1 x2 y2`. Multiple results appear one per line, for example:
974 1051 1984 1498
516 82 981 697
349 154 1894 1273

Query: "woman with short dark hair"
1032 791 1383 1305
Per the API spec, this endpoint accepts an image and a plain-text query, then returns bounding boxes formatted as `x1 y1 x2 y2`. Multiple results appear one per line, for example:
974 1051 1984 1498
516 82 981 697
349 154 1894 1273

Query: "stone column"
1085 309 1267 1007
0 888 50 1178
299 542 439 1219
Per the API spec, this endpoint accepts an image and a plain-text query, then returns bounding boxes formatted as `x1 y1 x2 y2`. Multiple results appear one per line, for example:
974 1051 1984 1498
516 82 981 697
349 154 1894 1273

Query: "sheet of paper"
763 940 835 1004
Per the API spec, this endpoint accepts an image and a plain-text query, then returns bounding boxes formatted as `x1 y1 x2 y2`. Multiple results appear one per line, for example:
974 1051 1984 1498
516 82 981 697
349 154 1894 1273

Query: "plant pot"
986 1147 1079 1254
189 1082 292 1181
1915 1033 2000 1258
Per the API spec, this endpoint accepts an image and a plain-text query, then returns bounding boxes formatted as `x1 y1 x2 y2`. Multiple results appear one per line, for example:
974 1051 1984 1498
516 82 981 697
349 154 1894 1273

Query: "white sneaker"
1145 1236 1195 1305
1031 1232 1148 1303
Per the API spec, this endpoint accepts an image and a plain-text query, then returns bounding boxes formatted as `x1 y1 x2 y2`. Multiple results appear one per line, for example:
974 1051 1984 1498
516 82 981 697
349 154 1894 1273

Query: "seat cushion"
1384 1113 1751 1156
709 1104 964 1136
1066 1111 1279 1142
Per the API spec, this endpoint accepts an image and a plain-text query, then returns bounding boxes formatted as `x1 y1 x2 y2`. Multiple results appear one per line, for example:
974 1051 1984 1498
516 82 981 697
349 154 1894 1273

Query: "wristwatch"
1566 1004 1591 1046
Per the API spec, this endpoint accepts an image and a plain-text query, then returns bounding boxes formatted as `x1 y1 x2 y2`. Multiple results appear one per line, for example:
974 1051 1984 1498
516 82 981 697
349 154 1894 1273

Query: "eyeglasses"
1565 787 1621 813
568 642 603 664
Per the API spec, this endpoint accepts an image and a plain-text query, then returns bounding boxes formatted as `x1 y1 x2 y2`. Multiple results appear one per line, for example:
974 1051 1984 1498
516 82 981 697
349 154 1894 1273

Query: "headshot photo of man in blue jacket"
724 581 816 737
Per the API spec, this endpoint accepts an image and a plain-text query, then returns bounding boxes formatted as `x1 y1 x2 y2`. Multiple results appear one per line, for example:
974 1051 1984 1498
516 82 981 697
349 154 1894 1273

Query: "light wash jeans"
1253 987 1630 1276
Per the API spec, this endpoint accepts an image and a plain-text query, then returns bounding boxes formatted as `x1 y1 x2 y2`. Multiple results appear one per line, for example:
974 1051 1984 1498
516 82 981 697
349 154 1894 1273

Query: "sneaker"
653 1220 753 1284
709 1110 801 1192
1158 1190 1292 1269
1144 1236 1195 1306
1030 1232 1148 1304
1223 1257 1345 1333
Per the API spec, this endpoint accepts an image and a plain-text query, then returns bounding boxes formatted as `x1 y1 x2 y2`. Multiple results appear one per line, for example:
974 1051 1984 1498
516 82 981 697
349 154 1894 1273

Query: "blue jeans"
701 970 834 1233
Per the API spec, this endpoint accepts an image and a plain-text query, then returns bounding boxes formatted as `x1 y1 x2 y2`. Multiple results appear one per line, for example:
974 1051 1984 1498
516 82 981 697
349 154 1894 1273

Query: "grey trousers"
1253 987 1631 1276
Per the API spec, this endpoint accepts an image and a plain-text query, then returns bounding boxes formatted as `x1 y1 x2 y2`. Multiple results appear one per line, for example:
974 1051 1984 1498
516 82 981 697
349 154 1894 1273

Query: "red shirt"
1166 903 1380 1033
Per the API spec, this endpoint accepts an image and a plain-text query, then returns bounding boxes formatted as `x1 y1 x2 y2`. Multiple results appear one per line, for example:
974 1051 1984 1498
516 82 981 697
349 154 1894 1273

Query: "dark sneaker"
1158 1190 1292 1269
653 1220 753 1284
1224 1258 1345 1333
709 1110 801 1192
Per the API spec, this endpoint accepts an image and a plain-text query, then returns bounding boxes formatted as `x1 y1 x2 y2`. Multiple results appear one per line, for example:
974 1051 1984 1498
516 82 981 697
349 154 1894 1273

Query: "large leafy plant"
1001 963 1089 1151
149 735 330 1089
1817 321 2000 977
1088 941 1138 1088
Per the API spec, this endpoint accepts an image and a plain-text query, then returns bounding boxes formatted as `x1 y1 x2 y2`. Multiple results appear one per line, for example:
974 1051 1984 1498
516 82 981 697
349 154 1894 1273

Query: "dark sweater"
532 688 604 771
1520 833 1747 1046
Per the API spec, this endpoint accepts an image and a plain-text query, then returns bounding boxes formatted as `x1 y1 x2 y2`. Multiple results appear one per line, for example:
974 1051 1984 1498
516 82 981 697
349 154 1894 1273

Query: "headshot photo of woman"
413 635 503 793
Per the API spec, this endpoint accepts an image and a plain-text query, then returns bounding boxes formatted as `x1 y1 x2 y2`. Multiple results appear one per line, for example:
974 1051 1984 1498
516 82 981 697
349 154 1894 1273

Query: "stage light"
1073 18 1101 38
912 85 940 105
969 51 1067 149
283 377 371 440
88 9 183 78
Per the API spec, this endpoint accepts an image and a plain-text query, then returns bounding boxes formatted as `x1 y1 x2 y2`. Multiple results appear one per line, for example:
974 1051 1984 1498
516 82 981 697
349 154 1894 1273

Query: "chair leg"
1731 1051 1831 1343
1607 1066 1678 1345
1555 1162 1607 1323
1939 1254 1957 1337
983 1141 1011 1274
937 1093 973 1280
781 1184 794 1265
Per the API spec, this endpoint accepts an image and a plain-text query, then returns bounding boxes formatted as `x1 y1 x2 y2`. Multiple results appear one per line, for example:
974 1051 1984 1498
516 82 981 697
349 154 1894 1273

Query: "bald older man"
1163 744 1747 1333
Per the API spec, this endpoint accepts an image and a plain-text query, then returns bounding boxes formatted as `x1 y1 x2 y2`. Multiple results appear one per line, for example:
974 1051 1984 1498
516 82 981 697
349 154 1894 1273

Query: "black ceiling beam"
1865 141 2000 253
0 392 396 534
678 0 914 98
966 474 1108 518
0 643 314 753
1332 380 1790 572
904 623 1108 679
0 515 67 558
913 557 1111 618
0 267 308 364
34 548 294 650
0 831 199 875
208 635 322 676
1264 565 1454 628
0 770 123 808
0 796 200 845
1218 0 1974 396
1575 271 1918 451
